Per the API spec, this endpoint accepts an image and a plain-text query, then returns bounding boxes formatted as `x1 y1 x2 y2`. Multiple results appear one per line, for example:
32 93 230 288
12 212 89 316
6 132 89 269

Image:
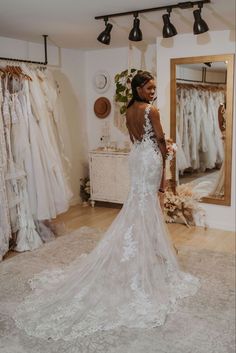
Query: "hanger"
177 82 225 93
4 65 32 81
0 67 6 78
5 65 19 80
15 66 32 81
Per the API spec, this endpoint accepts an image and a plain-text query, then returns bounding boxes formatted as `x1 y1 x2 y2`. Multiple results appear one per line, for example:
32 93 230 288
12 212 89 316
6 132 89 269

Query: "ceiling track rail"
95 0 211 19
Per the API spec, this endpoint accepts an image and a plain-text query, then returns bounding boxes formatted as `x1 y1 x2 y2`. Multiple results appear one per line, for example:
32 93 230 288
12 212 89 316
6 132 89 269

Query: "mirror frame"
170 54 235 206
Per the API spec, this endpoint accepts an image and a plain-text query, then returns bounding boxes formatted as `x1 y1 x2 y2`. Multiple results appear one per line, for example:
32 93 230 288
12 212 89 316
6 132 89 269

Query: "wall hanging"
93 71 110 93
94 97 111 118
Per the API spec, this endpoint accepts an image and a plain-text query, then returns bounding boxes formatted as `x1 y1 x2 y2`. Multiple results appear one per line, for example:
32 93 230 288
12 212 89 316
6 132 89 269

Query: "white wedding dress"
13 105 200 340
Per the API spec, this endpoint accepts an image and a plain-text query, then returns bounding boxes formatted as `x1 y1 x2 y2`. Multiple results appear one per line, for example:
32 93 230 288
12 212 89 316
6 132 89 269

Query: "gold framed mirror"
170 54 234 206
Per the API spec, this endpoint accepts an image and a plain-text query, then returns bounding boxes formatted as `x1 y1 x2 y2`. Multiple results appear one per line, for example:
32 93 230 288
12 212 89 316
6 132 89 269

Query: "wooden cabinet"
89 151 130 205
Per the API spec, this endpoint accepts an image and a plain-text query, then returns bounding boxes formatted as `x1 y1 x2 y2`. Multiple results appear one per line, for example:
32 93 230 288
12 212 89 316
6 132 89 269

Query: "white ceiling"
0 0 235 50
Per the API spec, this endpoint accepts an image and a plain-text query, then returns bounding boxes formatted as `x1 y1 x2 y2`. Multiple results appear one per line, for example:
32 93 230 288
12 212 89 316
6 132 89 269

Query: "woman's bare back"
126 102 167 165
126 102 150 142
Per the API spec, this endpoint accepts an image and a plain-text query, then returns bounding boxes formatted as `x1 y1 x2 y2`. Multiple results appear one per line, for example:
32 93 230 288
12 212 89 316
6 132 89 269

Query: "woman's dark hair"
127 70 154 109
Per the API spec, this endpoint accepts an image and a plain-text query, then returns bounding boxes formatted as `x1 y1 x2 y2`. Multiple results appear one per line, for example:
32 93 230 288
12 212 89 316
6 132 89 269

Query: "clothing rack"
176 66 227 85
0 35 48 65
176 82 226 92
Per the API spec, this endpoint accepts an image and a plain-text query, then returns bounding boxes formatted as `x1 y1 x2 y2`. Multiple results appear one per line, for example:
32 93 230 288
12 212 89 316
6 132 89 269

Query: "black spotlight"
162 8 177 38
129 13 143 41
97 18 113 45
193 5 209 35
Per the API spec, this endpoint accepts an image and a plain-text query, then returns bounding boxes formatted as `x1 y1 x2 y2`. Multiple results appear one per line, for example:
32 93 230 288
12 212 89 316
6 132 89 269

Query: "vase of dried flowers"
164 182 207 228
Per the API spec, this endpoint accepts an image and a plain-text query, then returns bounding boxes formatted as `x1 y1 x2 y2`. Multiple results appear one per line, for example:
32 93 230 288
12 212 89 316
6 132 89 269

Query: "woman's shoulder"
126 102 159 118
149 104 159 112
147 104 159 117
148 105 161 122
134 102 154 112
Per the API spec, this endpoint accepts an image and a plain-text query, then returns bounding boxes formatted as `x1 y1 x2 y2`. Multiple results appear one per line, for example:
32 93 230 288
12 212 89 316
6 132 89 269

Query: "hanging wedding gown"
24 65 72 218
0 85 11 259
10 93 43 251
13 105 200 340
176 86 225 173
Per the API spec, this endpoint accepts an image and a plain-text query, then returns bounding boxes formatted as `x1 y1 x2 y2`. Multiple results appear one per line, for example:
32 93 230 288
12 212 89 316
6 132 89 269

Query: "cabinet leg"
91 200 95 208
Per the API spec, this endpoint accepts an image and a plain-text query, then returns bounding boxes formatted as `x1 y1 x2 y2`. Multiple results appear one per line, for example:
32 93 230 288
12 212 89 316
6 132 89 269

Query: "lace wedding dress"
13 105 200 340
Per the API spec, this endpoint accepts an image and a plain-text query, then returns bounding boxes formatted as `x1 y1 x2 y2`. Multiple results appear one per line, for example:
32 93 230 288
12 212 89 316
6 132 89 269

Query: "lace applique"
130 274 152 314
134 104 160 156
121 225 137 262
143 105 160 154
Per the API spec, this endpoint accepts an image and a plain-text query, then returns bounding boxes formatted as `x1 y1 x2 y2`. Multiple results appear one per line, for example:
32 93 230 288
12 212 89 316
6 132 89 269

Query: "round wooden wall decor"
94 97 111 119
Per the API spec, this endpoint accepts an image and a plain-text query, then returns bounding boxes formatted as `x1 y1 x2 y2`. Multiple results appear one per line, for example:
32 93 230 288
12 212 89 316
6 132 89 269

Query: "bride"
13 71 200 341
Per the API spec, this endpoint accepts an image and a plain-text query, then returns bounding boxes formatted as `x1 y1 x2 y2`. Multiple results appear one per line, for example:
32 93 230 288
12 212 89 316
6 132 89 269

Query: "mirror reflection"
170 54 234 206
176 61 227 200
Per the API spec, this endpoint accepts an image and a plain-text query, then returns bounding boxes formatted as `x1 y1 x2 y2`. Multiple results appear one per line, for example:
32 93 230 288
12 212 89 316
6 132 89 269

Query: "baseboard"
195 218 235 232
206 221 235 232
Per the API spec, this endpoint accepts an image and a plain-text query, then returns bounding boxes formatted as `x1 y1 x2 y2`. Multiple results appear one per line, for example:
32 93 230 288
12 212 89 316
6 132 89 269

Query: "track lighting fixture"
97 17 113 45
129 13 143 41
95 0 210 44
162 8 177 38
193 3 209 34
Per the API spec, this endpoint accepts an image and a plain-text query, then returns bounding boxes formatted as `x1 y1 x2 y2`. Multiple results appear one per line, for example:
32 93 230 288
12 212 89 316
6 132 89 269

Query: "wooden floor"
52 203 235 254
4 203 235 260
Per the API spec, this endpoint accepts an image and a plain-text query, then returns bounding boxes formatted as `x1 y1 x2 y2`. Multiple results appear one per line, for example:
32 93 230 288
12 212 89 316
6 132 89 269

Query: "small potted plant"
80 178 90 206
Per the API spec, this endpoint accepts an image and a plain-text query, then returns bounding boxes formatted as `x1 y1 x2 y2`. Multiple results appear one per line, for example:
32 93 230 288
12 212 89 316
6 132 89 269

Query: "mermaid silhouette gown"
13 105 200 340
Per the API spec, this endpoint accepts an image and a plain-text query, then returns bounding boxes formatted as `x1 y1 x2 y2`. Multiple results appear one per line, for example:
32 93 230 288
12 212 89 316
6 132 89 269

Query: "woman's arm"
149 106 167 167
149 106 167 192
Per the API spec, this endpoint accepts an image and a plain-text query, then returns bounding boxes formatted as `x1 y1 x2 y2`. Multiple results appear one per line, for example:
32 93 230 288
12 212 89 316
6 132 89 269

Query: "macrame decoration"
113 43 156 135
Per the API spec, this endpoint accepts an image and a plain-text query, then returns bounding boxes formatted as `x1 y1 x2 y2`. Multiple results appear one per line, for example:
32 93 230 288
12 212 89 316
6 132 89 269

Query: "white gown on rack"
13 105 200 340
24 65 72 219
0 86 11 260
10 94 43 251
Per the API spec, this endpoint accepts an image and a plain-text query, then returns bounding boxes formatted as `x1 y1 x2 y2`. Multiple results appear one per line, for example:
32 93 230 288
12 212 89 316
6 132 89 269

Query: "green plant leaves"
118 95 128 102
120 105 127 114
116 83 126 93
114 68 138 115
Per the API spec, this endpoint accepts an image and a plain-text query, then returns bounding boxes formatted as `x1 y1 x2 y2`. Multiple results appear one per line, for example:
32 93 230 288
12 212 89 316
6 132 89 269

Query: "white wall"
0 36 88 205
156 30 235 231
51 49 88 205
1 33 235 231
84 43 157 150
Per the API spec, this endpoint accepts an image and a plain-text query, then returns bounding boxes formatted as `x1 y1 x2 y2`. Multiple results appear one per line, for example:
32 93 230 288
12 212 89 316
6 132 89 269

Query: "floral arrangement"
80 178 90 203
166 138 177 161
114 68 139 115
163 182 207 228
163 139 208 227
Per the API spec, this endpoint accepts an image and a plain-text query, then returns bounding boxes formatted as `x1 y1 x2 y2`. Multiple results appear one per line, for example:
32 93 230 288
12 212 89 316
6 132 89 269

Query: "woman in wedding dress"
13 71 200 341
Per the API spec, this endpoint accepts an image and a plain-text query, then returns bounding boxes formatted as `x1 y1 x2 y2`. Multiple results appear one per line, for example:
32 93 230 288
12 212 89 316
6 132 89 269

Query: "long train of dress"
13 105 200 340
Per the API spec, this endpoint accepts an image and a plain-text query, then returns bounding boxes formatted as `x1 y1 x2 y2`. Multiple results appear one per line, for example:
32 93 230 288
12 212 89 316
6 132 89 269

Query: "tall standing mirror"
170 54 234 206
